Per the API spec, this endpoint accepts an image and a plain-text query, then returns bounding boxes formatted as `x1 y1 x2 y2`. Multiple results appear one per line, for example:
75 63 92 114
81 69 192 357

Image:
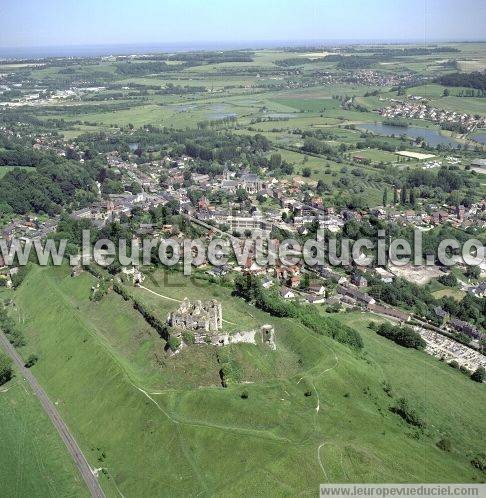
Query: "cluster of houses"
380 98 486 133
342 70 421 88
70 192 170 228
1 85 108 108
1 215 58 243
433 306 484 341
381 200 486 231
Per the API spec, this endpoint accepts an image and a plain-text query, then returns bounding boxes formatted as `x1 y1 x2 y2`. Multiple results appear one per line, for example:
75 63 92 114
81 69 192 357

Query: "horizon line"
2 37 486 58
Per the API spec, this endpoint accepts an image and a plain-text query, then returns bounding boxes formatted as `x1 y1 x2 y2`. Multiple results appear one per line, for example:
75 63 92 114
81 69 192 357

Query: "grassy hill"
4 264 485 496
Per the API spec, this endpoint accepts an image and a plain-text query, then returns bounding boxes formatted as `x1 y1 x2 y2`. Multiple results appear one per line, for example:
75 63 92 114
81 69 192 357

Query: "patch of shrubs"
390 397 426 429
166 336 181 352
376 323 426 350
25 354 39 368
0 352 13 386
182 330 196 345
471 453 486 473
449 363 485 383
471 366 485 383
436 438 452 452
112 281 130 301
0 308 26 347
296 308 364 350
11 263 32 289
382 381 393 397
132 298 169 340
437 274 458 287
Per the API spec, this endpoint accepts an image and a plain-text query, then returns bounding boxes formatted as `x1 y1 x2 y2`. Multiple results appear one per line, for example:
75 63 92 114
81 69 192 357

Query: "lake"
359 123 461 148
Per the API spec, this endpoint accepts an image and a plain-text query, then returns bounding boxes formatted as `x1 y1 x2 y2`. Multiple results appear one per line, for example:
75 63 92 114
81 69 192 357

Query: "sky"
0 0 485 49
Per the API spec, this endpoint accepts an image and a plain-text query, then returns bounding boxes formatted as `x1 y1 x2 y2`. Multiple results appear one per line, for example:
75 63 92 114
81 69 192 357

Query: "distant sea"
0 39 465 59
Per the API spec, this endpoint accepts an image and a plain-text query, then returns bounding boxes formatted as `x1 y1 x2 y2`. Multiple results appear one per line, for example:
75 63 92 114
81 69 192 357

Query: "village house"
375 267 394 283
280 287 295 299
337 285 376 306
449 318 480 339
368 303 410 323
308 282 326 295
469 281 486 298
305 294 326 305
261 276 274 289
351 274 368 288
434 306 449 324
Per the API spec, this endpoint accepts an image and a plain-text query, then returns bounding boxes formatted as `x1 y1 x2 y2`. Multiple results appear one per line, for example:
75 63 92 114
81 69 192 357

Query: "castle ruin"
168 298 223 332
167 300 276 350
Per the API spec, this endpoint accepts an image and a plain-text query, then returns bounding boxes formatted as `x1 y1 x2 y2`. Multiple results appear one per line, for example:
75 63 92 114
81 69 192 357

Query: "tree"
465 265 480 280
471 366 485 383
443 88 450 97
65 147 80 161
269 153 282 170
25 354 39 368
409 188 416 207
400 186 407 205
438 274 458 287
0 353 12 386
393 188 399 204
235 188 248 203
129 182 142 194
302 167 311 178
382 188 388 207
300 273 310 289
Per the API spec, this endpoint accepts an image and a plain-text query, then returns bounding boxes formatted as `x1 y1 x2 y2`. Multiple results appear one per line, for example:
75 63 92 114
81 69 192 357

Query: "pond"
167 104 198 112
471 132 486 145
266 113 296 119
209 104 237 120
359 123 461 148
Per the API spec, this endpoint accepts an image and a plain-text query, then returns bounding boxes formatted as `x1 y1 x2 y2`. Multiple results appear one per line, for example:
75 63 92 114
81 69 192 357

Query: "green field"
0 374 89 497
432 288 467 301
3 265 484 496
352 148 399 163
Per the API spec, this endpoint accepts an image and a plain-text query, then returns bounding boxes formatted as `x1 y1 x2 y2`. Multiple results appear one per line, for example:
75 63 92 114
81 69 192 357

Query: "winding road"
0 330 105 498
